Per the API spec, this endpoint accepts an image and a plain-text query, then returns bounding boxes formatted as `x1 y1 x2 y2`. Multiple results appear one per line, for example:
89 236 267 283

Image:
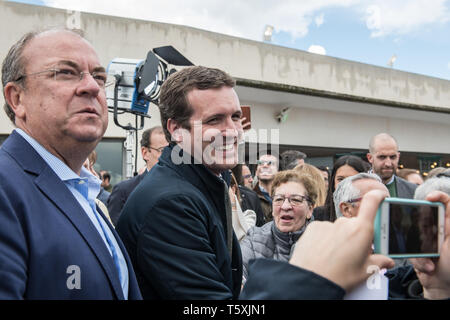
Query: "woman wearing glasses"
240 170 318 285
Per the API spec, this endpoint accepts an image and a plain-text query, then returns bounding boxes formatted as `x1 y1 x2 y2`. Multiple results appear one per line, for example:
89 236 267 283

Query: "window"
93 138 125 187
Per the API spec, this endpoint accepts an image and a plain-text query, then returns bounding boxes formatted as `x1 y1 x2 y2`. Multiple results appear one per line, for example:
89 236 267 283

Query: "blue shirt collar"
15 128 101 200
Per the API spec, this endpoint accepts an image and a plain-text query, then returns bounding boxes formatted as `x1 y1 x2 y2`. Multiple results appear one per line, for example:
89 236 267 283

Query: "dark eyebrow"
204 113 224 122
93 66 106 73
57 60 106 73
56 60 80 69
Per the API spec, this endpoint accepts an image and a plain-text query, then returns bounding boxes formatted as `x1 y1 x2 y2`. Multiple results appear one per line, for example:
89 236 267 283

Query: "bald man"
367 133 416 198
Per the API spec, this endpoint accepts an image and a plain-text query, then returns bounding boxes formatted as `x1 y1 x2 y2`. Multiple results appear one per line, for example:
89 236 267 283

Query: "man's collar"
15 128 80 181
15 128 101 200
385 175 395 185
259 184 268 194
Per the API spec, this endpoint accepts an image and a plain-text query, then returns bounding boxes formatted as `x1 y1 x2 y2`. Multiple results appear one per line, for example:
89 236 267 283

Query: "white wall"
1 1 449 169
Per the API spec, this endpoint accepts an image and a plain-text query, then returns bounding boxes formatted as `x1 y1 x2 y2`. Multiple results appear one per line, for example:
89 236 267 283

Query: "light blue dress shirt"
16 129 129 299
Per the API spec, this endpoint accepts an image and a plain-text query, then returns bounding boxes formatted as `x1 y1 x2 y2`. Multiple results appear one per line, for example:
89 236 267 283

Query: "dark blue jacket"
117 144 242 299
0 131 142 299
107 171 147 226
241 259 345 299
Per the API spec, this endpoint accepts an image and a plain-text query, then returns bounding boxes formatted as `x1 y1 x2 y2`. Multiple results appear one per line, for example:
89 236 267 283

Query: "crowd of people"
1 27 450 301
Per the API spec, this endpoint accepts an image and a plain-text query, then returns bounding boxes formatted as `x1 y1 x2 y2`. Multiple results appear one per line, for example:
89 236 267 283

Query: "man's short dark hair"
279 150 307 171
140 126 164 148
102 171 111 182
158 66 236 142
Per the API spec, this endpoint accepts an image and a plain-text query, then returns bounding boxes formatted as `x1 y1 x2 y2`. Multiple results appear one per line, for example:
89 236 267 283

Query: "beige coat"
231 195 256 242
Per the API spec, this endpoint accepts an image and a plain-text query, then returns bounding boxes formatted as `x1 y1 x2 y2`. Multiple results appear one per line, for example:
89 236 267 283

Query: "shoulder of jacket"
396 176 418 189
246 222 273 240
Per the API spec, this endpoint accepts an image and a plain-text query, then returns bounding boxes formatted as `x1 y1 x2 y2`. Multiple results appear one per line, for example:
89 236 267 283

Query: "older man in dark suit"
0 28 141 299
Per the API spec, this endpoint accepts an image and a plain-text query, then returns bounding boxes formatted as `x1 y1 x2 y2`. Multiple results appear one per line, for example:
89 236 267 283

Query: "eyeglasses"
436 172 450 178
273 194 311 207
243 174 253 179
257 160 276 166
148 146 165 153
14 67 115 88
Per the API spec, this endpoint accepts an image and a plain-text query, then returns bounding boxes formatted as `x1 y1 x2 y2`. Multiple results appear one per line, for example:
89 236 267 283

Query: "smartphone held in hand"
374 198 445 258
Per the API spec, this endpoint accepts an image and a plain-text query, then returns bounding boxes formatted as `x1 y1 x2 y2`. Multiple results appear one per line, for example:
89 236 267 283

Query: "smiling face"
10 30 108 164
272 181 313 233
185 86 243 175
256 154 279 183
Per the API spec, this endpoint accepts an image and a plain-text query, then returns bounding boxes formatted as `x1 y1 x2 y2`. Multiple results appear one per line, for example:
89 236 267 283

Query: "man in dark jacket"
239 185 265 227
0 27 141 300
117 66 243 299
116 66 397 301
107 126 167 225
231 163 265 226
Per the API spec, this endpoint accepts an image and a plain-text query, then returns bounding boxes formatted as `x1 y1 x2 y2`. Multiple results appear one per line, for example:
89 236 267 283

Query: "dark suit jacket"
117 145 242 299
240 259 345 299
107 171 147 226
253 184 272 224
395 176 417 199
0 131 142 300
239 185 265 227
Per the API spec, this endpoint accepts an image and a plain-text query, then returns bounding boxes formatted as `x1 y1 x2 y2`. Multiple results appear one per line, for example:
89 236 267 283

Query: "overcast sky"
11 0 450 80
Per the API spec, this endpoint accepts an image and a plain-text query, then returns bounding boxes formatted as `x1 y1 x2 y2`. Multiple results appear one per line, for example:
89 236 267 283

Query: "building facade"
1 1 449 183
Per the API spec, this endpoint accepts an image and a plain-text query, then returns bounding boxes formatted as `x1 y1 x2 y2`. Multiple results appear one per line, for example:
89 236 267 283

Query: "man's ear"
141 146 150 162
4 82 26 120
167 118 183 143
339 202 353 218
366 152 373 165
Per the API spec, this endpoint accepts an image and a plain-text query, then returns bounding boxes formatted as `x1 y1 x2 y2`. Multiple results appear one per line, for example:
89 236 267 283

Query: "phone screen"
389 203 439 255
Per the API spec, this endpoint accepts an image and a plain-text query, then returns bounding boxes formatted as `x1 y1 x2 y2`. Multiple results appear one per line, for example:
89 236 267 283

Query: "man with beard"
367 133 416 199
254 153 279 223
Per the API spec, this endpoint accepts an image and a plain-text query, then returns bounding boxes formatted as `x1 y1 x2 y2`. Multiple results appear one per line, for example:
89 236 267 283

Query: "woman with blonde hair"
294 163 326 207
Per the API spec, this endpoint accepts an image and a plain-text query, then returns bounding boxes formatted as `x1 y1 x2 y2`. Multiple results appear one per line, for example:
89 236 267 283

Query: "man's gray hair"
414 175 450 200
334 173 382 218
2 27 84 124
